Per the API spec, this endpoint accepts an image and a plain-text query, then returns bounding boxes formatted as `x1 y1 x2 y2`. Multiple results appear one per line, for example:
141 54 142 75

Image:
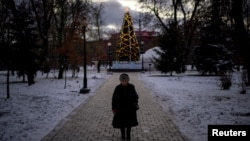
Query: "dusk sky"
93 0 142 31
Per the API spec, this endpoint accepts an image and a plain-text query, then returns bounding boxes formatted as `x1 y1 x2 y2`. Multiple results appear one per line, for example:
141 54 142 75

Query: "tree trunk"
7 67 10 99
232 0 250 85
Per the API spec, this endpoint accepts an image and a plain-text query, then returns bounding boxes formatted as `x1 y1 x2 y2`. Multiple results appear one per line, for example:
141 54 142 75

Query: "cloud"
103 1 124 26
96 0 140 30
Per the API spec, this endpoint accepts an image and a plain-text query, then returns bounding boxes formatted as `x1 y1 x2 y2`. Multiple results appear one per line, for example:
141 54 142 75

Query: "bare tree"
52 0 90 79
139 0 203 73
88 2 105 41
30 0 55 59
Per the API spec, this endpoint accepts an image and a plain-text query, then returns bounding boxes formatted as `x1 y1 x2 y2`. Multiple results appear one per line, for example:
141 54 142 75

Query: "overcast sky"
93 0 142 31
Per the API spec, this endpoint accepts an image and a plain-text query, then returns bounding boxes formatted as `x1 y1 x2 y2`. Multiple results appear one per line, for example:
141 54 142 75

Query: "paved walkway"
41 73 186 141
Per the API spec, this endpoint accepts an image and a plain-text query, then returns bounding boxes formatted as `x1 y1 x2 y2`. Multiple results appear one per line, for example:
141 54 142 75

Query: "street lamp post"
149 64 151 74
140 41 145 72
108 42 112 73
80 18 90 94
170 57 177 76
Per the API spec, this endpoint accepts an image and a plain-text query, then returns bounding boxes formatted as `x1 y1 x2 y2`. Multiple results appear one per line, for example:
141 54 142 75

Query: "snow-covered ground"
0 67 110 141
140 68 250 141
0 65 250 141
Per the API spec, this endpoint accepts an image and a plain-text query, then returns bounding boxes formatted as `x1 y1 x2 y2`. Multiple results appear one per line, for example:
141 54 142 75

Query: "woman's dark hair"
119 73 130 81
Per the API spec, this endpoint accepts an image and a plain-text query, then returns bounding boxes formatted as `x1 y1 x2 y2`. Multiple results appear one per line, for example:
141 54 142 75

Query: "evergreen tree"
192 0 233 75
9 1 40 85
116 10 139 62
154 22 186 75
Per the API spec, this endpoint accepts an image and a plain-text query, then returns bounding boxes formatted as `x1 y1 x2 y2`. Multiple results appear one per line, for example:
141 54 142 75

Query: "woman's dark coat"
112 83 139 128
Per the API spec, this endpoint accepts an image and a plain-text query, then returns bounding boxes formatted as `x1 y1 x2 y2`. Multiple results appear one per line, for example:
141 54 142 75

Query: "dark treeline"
0 0 105 79
0 0 106 98
139 0 250 82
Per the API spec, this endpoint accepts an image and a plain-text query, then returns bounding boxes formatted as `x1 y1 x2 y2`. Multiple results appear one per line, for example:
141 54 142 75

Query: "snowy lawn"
140 70 250 141
0 68 110 141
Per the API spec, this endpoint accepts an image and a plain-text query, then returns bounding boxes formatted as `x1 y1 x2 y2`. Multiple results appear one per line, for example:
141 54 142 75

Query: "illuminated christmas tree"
116 8 139 61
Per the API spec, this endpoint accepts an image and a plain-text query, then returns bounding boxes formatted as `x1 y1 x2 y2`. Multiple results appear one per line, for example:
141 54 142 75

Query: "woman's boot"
126 127 131 140
120 128 125 139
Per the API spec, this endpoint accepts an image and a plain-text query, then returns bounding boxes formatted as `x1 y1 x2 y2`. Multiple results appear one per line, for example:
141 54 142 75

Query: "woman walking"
112 73 139 140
